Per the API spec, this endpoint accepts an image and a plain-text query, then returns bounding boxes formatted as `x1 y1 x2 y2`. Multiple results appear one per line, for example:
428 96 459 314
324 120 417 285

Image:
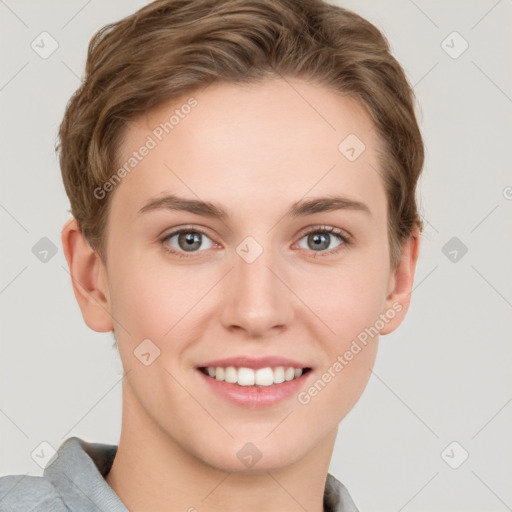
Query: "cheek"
302 257 390 342
303 253 388 415
107 251 220 373
107 250 177 342
300 268 384 421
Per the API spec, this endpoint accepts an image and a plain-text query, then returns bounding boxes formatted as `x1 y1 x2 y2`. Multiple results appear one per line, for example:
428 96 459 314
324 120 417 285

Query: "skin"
62 77 420 512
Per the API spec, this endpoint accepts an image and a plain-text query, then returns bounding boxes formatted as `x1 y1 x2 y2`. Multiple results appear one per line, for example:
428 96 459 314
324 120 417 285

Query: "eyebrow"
137 193 371 219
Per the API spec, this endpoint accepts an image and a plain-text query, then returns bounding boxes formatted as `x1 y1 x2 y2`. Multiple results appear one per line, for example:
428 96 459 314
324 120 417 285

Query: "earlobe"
61 218 114 333
379 228 421 335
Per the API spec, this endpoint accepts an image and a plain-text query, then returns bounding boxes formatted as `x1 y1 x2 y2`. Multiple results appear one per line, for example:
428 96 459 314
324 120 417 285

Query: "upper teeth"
205 366 304 386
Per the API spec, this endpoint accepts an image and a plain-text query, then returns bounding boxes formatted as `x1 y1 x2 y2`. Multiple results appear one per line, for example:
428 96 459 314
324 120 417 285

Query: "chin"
187 433 311 475
203 451 296 475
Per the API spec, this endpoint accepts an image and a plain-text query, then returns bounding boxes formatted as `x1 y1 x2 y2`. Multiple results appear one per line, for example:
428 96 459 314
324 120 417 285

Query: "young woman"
0 1 423 510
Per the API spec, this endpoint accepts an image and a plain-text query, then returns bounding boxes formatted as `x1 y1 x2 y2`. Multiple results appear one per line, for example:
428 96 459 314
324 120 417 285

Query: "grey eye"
165 231 214 253
297 231 344 252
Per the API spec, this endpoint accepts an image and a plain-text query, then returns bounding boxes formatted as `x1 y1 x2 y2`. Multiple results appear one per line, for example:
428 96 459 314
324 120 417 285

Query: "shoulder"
0 474 67 512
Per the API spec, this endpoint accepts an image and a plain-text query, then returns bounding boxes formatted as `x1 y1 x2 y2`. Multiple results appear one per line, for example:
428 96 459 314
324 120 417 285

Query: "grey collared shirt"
0 437 359 511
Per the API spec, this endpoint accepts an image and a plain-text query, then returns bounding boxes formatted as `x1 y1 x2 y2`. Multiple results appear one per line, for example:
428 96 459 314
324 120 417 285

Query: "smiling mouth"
198 366 312 387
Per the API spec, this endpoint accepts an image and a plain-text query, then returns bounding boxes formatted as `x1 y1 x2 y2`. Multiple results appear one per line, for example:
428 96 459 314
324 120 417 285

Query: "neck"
106 384 337 512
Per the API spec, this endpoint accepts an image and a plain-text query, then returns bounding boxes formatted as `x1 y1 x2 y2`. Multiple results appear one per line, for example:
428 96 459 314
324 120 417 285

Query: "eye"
160 224 351 259
296 225 351 257
160 227 215 258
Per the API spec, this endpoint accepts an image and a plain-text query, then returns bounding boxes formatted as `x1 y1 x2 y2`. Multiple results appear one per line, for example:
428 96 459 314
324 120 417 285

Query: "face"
96 77 404 472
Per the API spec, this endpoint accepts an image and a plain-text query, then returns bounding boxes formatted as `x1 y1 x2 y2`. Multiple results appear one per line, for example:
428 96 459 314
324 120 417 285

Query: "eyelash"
159 225 352 259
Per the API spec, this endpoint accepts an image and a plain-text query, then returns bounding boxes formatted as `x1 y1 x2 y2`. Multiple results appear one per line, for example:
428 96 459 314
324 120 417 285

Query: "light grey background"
1 1 511 511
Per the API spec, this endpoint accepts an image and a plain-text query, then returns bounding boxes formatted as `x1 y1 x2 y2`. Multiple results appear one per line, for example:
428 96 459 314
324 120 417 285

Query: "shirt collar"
44 437 127 511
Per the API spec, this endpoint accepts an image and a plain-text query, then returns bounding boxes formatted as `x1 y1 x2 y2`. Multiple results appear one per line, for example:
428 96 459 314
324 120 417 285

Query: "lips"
197 355 311 370
195 355 313 408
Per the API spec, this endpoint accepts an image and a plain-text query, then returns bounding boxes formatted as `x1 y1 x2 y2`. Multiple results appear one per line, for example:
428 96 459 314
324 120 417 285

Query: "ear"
61 218 113 332
379 227 421 335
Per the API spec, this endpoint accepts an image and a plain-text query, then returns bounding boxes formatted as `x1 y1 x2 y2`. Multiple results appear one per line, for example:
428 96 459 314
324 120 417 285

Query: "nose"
219 243 294 338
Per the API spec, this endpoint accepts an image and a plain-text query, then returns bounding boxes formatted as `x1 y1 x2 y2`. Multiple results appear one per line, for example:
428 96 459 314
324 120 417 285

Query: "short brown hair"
57 0 424 270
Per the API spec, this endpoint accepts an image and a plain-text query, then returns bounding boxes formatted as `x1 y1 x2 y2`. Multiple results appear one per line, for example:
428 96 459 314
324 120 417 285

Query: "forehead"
112 77 385 219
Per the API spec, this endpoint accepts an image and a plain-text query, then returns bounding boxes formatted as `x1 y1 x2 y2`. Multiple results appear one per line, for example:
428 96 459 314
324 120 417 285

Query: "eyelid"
296 224 352 243
160 224 212 239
